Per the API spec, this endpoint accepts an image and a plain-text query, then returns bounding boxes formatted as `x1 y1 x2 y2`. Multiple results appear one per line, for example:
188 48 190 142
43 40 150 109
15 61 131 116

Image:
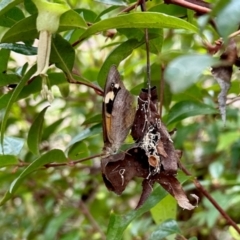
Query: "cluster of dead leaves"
101 87 197 210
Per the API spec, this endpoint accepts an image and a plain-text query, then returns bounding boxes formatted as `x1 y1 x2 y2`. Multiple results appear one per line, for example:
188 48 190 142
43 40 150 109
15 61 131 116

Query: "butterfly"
102 65 135 156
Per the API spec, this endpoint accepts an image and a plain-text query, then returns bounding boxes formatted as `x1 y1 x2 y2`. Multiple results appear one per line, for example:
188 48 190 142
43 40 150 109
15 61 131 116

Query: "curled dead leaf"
101 86 196 210
157 141 168 158
148 155 160 168
211 39 238 124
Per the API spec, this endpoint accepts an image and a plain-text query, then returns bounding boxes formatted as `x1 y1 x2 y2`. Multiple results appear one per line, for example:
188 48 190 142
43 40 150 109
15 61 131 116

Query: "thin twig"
79 200 106 240
229 29 240 39
67 75 104 96
159 65 165 119
44 153 104 168
164 0 211 14
178 161 240 235
120 0 142 14
73 153 104 164
14 153 103 169
140 0 152 122
140 1 151 91
226 96 240 105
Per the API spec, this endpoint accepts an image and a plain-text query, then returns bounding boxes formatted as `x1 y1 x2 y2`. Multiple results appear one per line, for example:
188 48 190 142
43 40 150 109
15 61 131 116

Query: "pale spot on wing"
114 83 119 89
104 91 115 103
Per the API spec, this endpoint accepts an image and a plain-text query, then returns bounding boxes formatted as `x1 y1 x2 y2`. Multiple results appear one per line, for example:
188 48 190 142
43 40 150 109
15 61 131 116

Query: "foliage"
0 0 240 239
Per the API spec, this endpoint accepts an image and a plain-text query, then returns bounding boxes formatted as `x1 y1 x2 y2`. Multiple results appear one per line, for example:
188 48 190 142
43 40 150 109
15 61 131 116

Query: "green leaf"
167 101 217 125
158 50 187 64
0 136 24 155
58 9 87 32
0 155 18 168
75 8 98 23
66 124 102 151
67 141 89 160
42 118 65 140
150 195 177 224
148 32 163 55
180 33 194 51
177 170 192 184
149 219 181 240
50 34 75 74
24 0 38 15
0 75 42 111
98 38 145 87
164 54 218 93
106 186 168 240
58 83 70 97
229 225 240 240
172 84 203 102
44 209 76 239
1 14 38 43
82 114 101 125
58 230 80 240
0 49 10 72
149 3 187 17
0 6 24 27
118 28 144 41
0 65 37 148
217 131 240 151
0 0 23 17
27 106 49 155
79 12 198 41
1 10 87 43
211 0 229 16
48 72 68 86
0 43 37 55
19 62 28 75
1 9 87 43
94 5 118 22
215 0 240 39
0 149 67 206
138 28 163 55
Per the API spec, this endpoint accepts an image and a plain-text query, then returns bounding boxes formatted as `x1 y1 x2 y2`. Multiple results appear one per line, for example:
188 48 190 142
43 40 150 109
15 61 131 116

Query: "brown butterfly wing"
102 65 135 155
102 66 120 145
109 86 135 150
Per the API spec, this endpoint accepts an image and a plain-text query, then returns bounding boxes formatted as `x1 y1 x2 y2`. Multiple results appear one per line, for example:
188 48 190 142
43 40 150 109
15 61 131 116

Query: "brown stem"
120 0 143 14
141 2 151 83
178 161 240 235
15 153 103 170
18 159 30 166
159 65 165 119
140 0 152 122
44 153 104 168
164 0 211 14
203 38 223 55
79 200 106 239
72 39 84 48
67 75 104 96
71 153 104 165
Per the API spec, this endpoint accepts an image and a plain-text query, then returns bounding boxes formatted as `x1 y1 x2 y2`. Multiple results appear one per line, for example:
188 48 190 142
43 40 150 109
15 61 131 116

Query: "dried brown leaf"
211 39 238 124
157 141 168 158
